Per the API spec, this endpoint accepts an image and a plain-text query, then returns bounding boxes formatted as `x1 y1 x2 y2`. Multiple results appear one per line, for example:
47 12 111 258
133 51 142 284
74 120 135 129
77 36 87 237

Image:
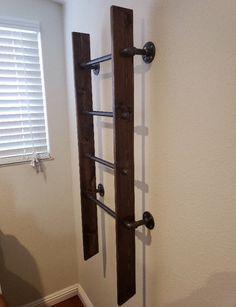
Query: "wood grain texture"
52 296 84 307
72 32 99 260
111 6 136 305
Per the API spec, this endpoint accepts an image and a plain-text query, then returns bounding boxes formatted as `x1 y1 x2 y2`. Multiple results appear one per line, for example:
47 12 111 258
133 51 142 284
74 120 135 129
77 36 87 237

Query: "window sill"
0 156 54 168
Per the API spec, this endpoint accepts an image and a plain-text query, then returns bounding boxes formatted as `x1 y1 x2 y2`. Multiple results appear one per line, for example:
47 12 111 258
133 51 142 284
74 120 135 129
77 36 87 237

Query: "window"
0 18 50 166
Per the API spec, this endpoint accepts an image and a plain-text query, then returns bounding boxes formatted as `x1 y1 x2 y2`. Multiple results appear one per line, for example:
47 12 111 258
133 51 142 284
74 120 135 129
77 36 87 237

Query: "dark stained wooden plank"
52 296 84 307
72 32 99 260
111 6 135 305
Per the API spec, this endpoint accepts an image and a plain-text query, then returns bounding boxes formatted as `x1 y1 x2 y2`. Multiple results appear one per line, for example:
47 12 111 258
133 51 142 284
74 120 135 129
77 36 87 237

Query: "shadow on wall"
166 272 236 307
0 230 43 307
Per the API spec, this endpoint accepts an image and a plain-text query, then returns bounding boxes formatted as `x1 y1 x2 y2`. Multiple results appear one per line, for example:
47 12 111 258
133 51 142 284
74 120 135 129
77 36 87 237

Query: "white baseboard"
21 283 93 307
22 284 78 307
77 284 94 307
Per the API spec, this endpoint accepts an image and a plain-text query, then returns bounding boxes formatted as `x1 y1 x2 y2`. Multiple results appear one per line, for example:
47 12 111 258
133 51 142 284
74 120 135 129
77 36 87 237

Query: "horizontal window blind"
0 20 50 165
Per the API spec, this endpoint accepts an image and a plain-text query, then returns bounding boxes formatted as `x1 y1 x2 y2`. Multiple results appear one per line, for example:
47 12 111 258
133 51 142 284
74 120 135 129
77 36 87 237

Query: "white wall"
0 0 78 306
64 0 236 307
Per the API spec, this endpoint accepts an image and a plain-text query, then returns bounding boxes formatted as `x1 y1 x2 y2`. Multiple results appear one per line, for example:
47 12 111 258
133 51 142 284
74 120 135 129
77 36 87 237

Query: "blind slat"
0 136 47 146
0 86 43 93
0 76 41 82
0 137 47 147
1 131 45 139
0 93 43 98
0 30 38 41
0 129 46 137
0 103 43 108
0 124 46 131
0 70 41 76
0 105 44 111
0 116 45 122
0 112 44 118
0 46 39 56
0 39 38 49
0 58 40 65
0 61 40 69
0 120 45 128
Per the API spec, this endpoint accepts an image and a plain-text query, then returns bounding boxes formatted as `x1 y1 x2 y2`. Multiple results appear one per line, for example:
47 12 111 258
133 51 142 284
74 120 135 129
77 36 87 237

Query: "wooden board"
72 32 99 260
111 6 136 305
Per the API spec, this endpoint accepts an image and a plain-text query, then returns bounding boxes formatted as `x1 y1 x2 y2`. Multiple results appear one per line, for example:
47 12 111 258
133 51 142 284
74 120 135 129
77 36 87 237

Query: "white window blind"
0 19 50 165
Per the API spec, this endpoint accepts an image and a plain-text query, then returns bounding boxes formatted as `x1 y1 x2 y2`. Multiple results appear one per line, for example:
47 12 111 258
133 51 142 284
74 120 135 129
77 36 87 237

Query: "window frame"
0 17 52 167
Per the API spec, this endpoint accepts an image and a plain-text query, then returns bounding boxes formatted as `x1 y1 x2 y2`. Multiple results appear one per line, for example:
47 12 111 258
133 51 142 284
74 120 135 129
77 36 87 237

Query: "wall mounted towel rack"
72 5 155 305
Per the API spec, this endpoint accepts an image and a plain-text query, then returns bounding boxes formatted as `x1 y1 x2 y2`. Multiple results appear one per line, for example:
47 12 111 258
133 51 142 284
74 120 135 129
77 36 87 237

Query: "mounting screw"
121 169 128 175
96 183 105 197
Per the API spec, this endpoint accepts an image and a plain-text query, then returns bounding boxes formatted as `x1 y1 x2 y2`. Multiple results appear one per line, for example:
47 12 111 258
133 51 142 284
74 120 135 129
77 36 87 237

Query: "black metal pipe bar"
87 194 116 218
134 48 146 55
80 54 112 69
124 219 145 229
81 42 155 72
124 212 155 230
83 111 113 117
87 154 115 169
121 47 145 56
121 42 156 64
